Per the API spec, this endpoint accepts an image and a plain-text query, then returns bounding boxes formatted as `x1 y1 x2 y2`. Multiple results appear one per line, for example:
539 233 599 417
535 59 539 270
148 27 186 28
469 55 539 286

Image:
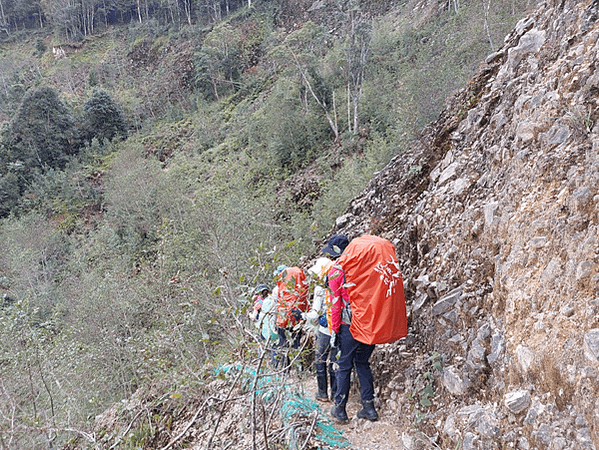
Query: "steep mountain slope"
80 1 599 449
63 1 599 449
329 0 599 447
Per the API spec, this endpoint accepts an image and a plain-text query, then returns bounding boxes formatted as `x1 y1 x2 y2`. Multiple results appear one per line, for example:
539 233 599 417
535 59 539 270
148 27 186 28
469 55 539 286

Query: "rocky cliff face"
331 0 599 448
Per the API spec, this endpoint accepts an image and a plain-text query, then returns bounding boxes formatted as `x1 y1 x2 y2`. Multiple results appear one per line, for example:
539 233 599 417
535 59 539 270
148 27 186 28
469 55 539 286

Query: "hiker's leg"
273 327 289 368
291 328 302 349
353 342 375 402
334 324 358 406
277 327 288 347
315 331 330 400
326 338 338 401
315 330 329 373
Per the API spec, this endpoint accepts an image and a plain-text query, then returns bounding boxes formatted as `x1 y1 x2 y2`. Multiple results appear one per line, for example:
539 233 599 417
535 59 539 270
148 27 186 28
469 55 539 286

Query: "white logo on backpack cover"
374 255 401 297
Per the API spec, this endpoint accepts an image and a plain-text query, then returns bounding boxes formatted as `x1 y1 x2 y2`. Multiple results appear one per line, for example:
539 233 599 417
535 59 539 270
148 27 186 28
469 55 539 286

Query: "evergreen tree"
82 88 128 143
9 86 78 171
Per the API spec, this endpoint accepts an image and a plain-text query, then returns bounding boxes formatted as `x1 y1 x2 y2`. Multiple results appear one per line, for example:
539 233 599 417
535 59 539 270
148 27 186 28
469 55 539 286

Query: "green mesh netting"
215 365 350 449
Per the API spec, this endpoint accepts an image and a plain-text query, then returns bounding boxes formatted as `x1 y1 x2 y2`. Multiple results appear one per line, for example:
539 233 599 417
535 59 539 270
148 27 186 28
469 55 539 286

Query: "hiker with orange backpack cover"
328 235 407 423
273 264 309 369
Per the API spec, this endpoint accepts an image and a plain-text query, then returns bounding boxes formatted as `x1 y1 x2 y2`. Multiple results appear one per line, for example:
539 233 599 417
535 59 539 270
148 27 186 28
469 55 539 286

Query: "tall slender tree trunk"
211 78 220 101
0 0 6 28
103 0 108 28
144 0 149 23
297 64 340 143
136 0 142 23
483 0 494 51
38 5 43 28
167 0 175 25
184 0 192 25
346 9 371 135
347 80 351 133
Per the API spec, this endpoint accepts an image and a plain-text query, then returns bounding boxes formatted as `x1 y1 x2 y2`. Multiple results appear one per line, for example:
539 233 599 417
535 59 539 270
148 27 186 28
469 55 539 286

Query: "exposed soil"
300 372 410 450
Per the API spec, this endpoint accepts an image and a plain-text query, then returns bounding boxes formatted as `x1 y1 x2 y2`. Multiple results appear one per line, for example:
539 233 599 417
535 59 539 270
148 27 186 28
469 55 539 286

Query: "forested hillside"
0 0 537 448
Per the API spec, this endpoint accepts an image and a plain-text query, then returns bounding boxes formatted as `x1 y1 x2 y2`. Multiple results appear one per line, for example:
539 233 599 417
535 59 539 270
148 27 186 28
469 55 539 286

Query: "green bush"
262 78 332 170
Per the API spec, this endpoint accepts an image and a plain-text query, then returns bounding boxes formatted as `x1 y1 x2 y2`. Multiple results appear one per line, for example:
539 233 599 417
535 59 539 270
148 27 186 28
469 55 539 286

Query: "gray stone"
576 260 594 280
529 236 547 249
583 329 599 367
432 287 462 316
477 323 492 340
519 28 546 52
438 162 459 185
576 428 594 448
507 28 547 68
448 333 463 344
516 345 535 372
573 187 592 211
442 366 470 396
581 365 598 378
443 414 458 440
540 258 562 284
453 177 470 196
335 213 353 228
516 121 537 142
487 329 505 364
514 17 534 36
457 404 486 422
401 432 415 450
484 201 499 227
468 339 487 363
412 293 428 312
505 390 531 414
559 305 575 317
550 437 568 450
476 409 501 438
540 124 571 145
575 415 588 427
536 423 552 444
518 436 530 450
456 403 500 438
443 308 459 323
524 401 545 425
462 432 478 450
503 430 517 442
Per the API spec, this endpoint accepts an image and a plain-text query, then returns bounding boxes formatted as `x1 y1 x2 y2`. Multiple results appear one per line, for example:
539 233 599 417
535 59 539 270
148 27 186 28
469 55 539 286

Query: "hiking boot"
315 392 330 402
330 404 349 423
357 400 378 422
315 373 329 402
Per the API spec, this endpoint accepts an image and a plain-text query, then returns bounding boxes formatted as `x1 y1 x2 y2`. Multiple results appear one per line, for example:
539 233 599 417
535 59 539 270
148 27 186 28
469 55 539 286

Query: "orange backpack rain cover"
338 235 407 345
276 267 309 328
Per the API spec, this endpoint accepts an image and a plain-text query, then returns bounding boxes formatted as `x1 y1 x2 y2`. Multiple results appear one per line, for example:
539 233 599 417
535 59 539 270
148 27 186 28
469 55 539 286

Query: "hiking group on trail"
249 233 408 424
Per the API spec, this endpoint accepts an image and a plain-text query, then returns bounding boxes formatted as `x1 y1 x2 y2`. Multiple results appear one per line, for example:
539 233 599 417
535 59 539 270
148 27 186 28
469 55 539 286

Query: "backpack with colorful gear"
276 266 309 328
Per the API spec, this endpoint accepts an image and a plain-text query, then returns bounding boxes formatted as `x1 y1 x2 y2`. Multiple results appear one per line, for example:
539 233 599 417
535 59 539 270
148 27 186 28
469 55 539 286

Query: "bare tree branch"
289 50 340 144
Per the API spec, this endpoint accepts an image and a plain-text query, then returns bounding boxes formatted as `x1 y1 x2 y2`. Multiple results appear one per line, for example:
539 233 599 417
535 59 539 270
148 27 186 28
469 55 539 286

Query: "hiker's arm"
328 267 344 333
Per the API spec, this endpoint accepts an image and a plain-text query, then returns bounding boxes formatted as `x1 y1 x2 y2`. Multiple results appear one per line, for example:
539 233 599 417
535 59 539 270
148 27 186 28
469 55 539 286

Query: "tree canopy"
82 89 128 143
9 86 78 170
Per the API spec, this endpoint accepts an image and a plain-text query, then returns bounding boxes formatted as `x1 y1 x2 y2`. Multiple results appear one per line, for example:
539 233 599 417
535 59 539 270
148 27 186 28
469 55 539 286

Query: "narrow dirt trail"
298 373 407 450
